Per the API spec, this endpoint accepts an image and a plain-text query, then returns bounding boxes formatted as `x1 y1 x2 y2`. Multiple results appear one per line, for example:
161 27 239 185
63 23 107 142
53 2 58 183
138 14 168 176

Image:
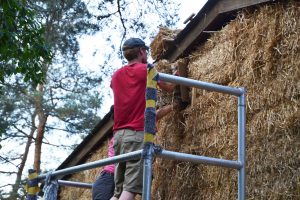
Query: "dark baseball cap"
122 38 149 51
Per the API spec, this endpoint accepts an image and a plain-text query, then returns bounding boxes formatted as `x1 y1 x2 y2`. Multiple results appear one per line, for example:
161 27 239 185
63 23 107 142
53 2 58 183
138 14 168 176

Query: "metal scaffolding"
36 73 246 200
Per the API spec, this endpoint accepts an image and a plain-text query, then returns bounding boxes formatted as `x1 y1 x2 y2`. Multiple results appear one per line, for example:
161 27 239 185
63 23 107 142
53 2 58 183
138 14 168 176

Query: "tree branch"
96 13 116 20
0 156 20 169
0 183 13 189
0 171 17 175
45 125 76 134
117 0 127 53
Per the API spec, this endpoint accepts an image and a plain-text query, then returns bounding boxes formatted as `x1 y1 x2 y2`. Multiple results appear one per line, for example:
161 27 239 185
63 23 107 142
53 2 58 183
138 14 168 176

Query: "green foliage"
0 0 52 84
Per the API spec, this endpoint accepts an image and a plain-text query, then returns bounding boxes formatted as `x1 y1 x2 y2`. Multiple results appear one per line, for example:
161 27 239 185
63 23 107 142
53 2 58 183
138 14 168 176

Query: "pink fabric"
111 63 147 131
103 137 115 173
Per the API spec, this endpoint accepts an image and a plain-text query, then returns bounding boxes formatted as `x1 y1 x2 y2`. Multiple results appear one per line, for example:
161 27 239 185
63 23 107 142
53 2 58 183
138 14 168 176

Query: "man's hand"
158 81 176 93
174 98 189 111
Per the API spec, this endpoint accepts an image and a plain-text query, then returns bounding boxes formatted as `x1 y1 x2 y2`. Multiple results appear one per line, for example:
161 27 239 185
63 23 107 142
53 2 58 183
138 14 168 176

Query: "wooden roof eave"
160 0 278 62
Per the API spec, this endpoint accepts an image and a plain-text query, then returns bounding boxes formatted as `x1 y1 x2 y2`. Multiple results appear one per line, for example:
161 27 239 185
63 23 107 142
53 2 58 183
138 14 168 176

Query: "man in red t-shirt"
110 38 174 200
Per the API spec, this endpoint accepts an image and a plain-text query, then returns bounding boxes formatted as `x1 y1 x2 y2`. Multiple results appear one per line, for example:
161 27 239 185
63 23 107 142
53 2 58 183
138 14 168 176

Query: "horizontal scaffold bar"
157 149 243 170
58 180 92 189
159 73 244 96
38 150 143 180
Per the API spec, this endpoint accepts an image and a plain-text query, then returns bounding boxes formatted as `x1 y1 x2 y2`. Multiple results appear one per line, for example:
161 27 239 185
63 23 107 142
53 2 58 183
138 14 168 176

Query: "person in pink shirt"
92 135 116 200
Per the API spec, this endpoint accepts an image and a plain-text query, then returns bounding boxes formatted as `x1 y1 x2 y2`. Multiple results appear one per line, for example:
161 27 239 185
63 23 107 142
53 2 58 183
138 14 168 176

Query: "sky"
0 0 208 196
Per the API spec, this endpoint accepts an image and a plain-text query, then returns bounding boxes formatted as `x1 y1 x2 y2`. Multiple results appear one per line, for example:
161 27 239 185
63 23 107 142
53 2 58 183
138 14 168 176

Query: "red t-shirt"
111 63 147 131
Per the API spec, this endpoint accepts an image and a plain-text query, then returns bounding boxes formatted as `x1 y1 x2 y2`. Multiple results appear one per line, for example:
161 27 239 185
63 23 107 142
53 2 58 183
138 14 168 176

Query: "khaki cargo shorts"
113 129 144 198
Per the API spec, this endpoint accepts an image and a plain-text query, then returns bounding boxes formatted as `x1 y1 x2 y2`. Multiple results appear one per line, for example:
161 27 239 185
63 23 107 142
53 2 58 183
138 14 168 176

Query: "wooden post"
191 88 197 106
177 58 190 103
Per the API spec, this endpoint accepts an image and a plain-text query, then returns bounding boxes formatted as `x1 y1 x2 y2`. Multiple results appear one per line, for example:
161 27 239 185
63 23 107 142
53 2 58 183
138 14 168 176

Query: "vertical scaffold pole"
142 64 158 200
238 89 246 200
142 144 153 200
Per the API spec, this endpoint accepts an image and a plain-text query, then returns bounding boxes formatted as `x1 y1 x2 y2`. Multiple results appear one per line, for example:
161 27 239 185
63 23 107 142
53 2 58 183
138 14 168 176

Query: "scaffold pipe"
58 180 92 189
159 72 243 96
38 150 143 180
157 149 243 169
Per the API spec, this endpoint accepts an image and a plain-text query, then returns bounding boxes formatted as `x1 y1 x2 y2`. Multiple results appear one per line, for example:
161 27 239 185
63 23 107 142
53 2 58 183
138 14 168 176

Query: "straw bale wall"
152 1 299 199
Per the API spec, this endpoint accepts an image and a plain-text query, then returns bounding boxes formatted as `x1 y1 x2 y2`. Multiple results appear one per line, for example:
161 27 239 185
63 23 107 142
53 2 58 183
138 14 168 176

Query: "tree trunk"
34 115 47 173
33 84 48 173
10 113 37 199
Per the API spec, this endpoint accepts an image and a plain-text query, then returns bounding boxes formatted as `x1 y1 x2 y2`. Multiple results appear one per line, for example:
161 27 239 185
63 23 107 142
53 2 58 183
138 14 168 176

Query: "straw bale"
155 59 185 108
154 59 173 74
59 139 109 200
152 1 300 199
150 27 181 60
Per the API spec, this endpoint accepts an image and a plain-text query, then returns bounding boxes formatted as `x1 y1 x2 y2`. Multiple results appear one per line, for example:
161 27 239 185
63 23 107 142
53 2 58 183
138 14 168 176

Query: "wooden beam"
166 2 220 62
219 0 273 13
177 59 190 103
191 88 197 106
